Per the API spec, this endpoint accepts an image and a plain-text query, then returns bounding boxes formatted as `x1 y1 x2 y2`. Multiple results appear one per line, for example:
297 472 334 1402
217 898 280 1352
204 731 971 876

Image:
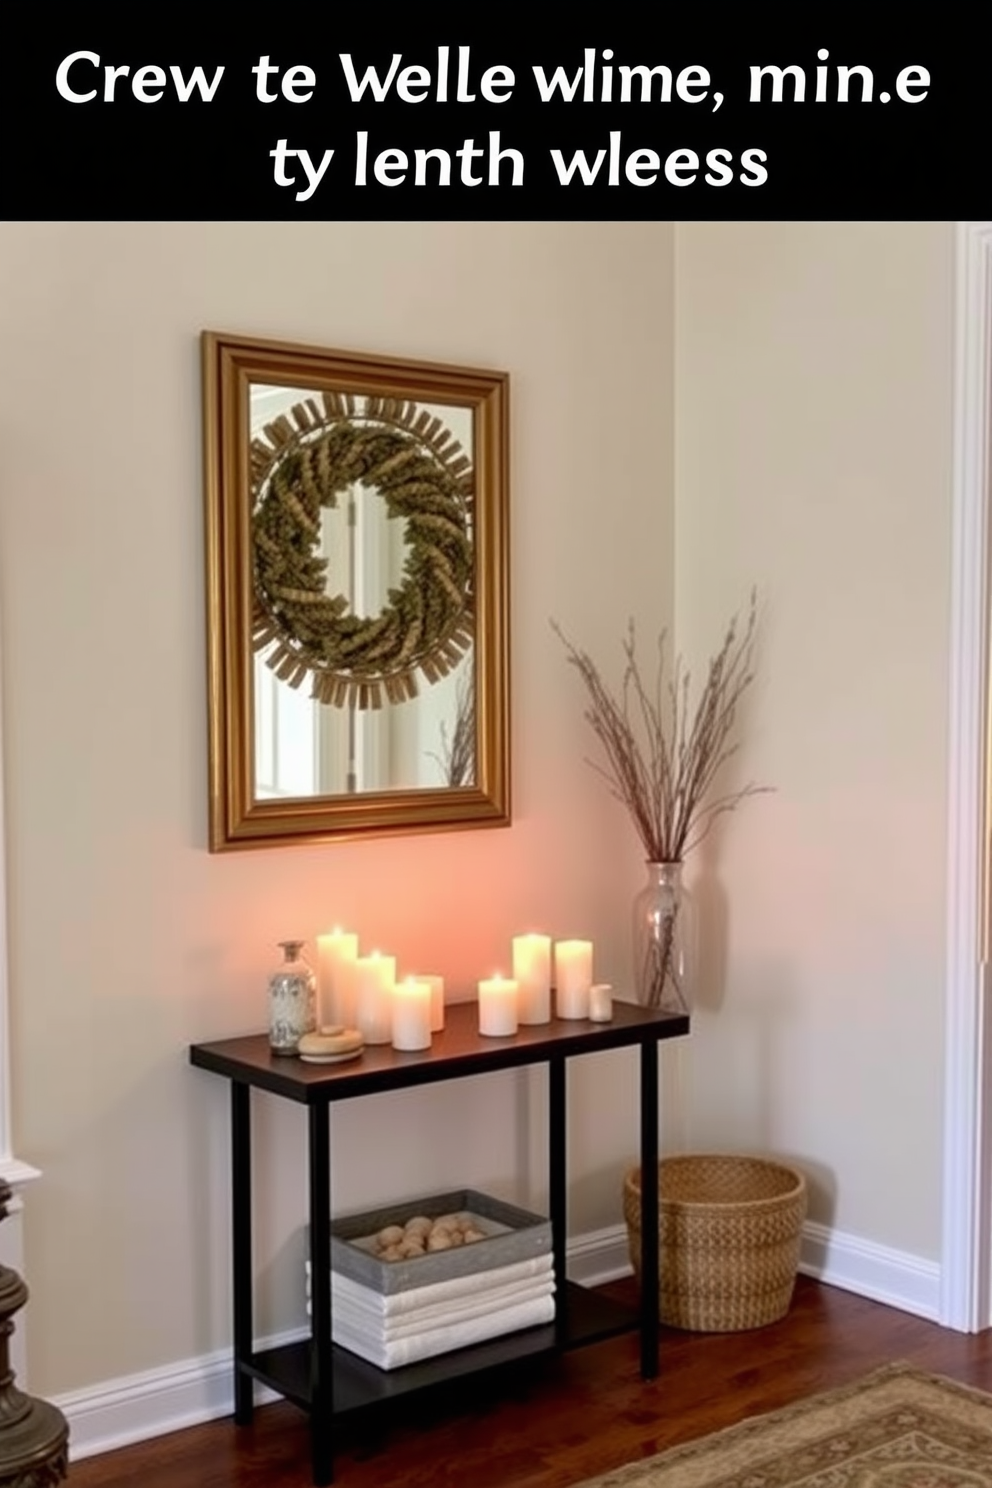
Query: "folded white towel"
306 1251 554 1318
310 1274 555 1340
307 1260 554 1318
332 1292 557 1370
333 1275 554 1338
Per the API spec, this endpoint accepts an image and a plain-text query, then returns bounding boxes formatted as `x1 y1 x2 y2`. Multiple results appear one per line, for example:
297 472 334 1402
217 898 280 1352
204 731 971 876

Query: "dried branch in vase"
551 589 770 862
552 592 772 1010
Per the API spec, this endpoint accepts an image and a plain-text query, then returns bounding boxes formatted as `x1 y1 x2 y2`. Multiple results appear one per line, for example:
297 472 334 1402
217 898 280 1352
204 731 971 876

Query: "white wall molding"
799 1221 940 1322
941 220 992 1332
0 617 39 1388
54 1326 303 1462
0 1157 41 1191
0 612 18 1169
56 1219 939 1462
571 1222 942 1324
564 1224 633 1288
0 612 40 1190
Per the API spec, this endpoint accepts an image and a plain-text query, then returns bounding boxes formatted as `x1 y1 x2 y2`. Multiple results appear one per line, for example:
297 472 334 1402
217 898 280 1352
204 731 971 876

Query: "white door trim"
941 220 992 1331
0 614 38 1186
0 615 39 1383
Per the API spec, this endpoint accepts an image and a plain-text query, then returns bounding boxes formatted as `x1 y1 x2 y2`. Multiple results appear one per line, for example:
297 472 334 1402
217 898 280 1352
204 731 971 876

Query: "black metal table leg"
231 1081 254 1425
308 1102 333 1486
639 1042 660 1379
548 1055 567 1345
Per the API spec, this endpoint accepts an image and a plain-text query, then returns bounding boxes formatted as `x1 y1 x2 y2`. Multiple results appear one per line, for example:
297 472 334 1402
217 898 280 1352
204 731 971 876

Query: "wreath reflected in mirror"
250 391 475 711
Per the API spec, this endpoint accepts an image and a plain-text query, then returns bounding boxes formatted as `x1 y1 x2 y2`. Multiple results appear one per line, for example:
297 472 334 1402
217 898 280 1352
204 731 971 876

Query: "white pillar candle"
392 977 432 1052
512 934 552 1025
478 974 518 1037
589 983 613 1022
417 974 445 1032
554 939 593 1019
317 928 358 1028
354 951 396 1045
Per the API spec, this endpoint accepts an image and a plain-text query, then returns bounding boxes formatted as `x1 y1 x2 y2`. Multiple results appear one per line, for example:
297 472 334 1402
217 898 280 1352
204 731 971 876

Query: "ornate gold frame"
202 331 510 850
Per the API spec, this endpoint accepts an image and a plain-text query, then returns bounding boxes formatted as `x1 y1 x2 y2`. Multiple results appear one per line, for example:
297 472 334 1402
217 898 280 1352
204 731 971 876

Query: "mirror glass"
250 385 476 800
202 333 510 850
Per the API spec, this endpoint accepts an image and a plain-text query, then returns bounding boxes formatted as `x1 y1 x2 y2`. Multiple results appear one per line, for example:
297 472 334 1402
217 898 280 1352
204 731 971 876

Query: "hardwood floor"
65 1276 992 1488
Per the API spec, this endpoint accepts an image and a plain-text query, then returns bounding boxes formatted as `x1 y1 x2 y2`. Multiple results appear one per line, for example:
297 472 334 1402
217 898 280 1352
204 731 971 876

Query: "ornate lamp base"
0 1397 67 1487
0 1181 68 1486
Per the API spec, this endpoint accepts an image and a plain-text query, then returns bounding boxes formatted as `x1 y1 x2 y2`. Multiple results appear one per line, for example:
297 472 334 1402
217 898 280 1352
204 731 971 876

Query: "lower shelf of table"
243 1281 642 1416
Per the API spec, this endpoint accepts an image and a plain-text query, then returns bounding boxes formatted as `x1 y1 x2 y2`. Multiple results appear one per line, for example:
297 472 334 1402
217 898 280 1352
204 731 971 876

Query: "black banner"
5 9 988 218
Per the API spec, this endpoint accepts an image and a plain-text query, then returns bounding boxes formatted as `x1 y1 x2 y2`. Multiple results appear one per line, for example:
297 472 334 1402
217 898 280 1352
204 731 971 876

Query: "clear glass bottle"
632 862 696 1014
268 940 317 1054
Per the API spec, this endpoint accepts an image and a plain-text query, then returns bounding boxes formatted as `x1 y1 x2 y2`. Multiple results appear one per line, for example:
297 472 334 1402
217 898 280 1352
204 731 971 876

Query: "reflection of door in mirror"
250 385 476 800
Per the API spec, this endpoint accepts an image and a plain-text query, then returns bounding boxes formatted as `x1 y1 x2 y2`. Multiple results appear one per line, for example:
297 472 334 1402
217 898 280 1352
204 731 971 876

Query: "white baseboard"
798 1219 941 1322
567 1219 942 1322
565 1224 633 1287
54 1219 941 1463
55 1330 298 1462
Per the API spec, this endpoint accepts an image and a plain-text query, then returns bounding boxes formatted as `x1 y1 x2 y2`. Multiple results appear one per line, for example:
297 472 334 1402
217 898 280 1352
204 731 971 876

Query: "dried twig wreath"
250 391 475 710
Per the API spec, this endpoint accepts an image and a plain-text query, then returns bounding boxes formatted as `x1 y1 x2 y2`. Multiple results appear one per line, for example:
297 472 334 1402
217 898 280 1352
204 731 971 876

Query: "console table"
190 999 689 1484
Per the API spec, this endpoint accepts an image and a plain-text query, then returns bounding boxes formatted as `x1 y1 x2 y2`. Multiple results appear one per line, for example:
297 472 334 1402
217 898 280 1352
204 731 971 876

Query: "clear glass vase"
268 939 317 1054
632 861 696 1014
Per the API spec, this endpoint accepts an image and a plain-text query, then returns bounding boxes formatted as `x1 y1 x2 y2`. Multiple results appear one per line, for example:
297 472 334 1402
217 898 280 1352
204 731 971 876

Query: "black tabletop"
190 999 690 1104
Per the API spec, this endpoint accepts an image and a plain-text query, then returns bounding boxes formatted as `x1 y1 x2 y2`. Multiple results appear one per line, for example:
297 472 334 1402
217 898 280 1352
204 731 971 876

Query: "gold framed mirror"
202 331 510 850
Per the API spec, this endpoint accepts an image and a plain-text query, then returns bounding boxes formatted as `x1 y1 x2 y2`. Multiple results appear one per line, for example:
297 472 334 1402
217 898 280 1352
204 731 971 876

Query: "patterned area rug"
578 1363 992 1486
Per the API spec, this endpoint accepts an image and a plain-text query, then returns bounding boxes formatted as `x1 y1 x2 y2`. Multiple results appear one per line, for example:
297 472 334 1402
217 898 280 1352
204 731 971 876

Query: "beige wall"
0 219 959 1404
0 221 675 1395
673 221 955 1257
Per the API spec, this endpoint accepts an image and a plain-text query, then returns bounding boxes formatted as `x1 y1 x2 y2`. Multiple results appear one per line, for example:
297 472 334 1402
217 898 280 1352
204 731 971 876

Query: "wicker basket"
623 1154 807 1332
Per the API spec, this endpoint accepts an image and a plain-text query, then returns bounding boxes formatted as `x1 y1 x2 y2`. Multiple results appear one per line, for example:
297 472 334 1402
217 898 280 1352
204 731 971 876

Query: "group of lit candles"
317 929 613 1054
317 930 444 1053
489 934 613 1034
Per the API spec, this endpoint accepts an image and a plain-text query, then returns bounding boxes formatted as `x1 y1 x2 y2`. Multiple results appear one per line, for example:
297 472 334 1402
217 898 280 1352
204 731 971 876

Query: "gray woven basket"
623 1154 807 1332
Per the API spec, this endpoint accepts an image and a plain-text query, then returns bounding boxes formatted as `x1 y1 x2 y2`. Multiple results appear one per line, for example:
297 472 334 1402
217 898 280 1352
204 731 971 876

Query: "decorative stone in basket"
307 1189 555 1370
623 1154 807 1332
330 1188 551 1293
